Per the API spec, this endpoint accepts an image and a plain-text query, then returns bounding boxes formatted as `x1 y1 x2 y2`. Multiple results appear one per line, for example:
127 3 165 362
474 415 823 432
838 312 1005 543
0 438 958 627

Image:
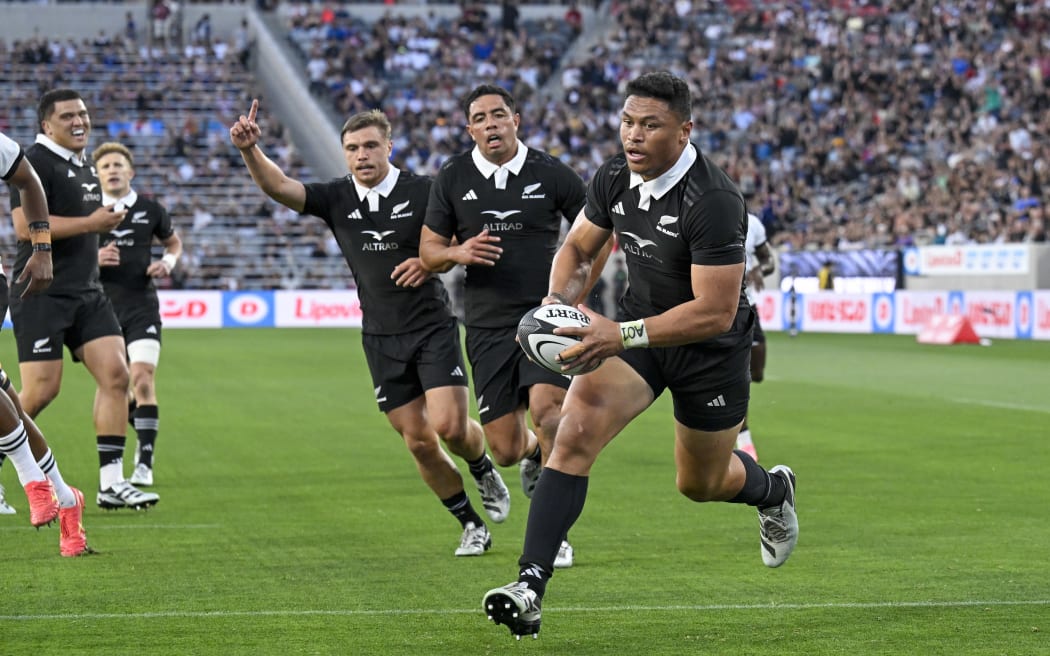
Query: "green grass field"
0 330 1046 655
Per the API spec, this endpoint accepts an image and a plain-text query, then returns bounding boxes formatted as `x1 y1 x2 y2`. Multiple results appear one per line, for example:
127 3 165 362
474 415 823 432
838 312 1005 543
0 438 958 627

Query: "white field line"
946 397 1050 413
2 599 1047 621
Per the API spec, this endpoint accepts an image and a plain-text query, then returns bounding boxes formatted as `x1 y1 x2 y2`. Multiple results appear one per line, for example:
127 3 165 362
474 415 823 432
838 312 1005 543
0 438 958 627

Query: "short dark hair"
340 109 392 141
624 72 691 123
460 84 516 119
38 88 85 126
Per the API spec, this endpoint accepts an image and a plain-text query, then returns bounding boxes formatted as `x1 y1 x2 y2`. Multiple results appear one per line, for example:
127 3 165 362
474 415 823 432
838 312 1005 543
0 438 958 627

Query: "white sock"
100 460 124 491
37 449 76 508
0 422 47 486
736 429 754 448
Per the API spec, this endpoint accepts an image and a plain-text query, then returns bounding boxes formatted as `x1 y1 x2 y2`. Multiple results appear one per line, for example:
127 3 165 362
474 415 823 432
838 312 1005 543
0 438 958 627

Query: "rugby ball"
517 304 603 376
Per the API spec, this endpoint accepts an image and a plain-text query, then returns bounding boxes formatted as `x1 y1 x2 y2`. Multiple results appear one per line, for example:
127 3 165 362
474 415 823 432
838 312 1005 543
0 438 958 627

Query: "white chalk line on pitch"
2 599 1047 621
947 397 1050 414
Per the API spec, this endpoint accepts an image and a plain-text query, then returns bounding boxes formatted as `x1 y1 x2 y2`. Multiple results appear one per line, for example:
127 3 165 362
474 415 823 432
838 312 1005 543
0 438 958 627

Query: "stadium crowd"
286 0 1050 254
3 0 1048 293
0 26 352 291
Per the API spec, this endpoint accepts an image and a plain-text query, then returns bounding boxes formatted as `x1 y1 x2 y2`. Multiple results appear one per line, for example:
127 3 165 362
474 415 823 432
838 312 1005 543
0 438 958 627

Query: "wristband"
32 243 52 252
161 253 178 271
619 319 649 349
29 221 52 246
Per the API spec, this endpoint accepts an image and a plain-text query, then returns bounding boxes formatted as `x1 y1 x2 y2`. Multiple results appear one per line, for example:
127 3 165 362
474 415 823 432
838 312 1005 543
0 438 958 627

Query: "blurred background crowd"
1 0 1047 292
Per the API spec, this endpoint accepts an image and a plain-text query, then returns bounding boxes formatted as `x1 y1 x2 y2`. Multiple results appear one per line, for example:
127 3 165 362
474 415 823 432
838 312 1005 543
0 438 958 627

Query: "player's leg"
15 359 63 420
0 366 58 527
14 401 92 555
736 310 766 460
387 395 492 556
78 334 156 510
419 318 509 522
426 384 509 524
365 325 497 553
526 383 573 565
671 351 796 569
465 326 539 469
127 338 161 486
484 357 654 637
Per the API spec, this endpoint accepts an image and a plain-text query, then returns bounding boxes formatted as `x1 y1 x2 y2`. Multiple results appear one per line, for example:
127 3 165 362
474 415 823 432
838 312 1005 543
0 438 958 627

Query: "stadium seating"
2 1 1047 294
0 33 352 291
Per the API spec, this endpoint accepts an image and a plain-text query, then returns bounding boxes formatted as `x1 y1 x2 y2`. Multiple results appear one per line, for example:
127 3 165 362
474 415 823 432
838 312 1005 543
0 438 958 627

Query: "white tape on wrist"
161 253 178 271
619 319 649 349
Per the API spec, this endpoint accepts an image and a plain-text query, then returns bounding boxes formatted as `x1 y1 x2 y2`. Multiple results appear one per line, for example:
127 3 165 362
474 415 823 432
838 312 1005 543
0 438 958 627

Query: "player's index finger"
248 99 258 122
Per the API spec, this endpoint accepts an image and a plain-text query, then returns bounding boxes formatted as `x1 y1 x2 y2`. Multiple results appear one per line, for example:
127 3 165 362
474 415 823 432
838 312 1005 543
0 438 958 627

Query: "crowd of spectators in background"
286 0 1050 254
2 0 1048 293
0 21 353 290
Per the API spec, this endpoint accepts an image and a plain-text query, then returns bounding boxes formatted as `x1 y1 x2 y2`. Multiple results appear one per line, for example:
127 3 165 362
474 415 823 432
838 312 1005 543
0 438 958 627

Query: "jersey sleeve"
154 202 175 240
683 189 747 267
302 181 336 228
0 132 24 181
556 161 586 224
423 164 456 239
582 161 614 230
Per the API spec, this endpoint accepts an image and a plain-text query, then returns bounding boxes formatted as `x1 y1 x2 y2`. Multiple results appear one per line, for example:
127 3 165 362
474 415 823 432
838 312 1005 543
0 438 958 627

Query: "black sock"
728 449 786 508
466 453 494 480
127 398 138 429
517 468 589 598
133 404 159 468
525 445 541 463
441 490 484 528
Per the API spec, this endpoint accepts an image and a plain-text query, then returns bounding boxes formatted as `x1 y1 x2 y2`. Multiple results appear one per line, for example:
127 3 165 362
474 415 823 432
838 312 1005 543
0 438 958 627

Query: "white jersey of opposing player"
744 212 768 306
0 131 22 179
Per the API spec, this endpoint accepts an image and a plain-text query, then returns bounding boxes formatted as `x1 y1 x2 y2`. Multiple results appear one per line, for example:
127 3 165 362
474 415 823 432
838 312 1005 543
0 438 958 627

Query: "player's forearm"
10 170 50 242
635 301 737 347
418 234 456 272
240 145 305 212
548 241 593 305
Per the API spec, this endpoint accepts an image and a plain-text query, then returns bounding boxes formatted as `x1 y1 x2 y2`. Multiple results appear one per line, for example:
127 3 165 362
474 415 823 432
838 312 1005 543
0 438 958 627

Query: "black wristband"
28 221 51 232
32 243 52 252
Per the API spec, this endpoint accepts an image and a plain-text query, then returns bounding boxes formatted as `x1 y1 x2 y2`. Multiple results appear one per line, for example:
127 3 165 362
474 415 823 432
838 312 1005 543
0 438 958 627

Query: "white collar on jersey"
102 188 138 208
471 139 527 190
353 166 400 212
629 143 697 211
35 133 87 167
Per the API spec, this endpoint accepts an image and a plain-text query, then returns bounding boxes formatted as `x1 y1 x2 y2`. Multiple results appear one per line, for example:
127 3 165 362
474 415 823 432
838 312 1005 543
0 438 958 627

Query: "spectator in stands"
151 0 172 46
5 89 158 514
93 141 183 489
0 128 92 558
231 100 512 557
565 3 583 37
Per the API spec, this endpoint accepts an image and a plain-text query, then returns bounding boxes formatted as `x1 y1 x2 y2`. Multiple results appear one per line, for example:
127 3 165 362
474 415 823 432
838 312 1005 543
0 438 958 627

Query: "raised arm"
230 99 307 212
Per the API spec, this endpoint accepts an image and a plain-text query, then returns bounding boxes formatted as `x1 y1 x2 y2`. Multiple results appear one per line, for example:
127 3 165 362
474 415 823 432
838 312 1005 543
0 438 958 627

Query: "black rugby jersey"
425 147 586 329
584 144 750 344
303 169 453 335
100 194 174 302
10 143 103 294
